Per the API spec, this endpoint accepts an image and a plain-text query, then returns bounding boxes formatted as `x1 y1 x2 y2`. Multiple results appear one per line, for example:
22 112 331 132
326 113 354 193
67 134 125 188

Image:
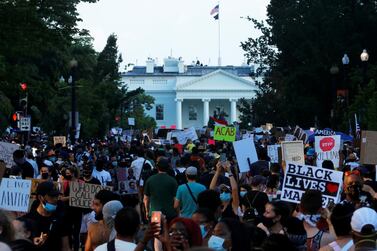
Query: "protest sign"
315 135 341 168
284 134 296 142
53 136 66 147
116 167 137 195
0 142 19 168
268 145 280 164
128 118 135 126
281 162 343 207
170 127 198 144
281 141 304 165
360 131 377 165
0 178 31 212
214 126 236 142
69 182 113 208
233 138 258 173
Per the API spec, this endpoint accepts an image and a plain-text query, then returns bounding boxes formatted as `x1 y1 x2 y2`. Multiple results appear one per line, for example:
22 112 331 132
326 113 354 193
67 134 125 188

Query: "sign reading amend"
69 182 113 208
214 126 236 142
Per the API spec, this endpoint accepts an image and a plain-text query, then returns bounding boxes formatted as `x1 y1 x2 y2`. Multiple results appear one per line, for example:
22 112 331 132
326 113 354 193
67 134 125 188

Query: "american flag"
210 4 219 15
355 114 361 138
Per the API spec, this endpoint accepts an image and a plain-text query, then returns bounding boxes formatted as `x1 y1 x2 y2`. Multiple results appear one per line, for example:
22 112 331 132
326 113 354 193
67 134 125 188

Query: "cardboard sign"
360 131 377 164
233 138 258 173
69 182 113 208
116 167 138 195
170 127 198 144
0 142 20 168
281 162 343 207
53 136 66 147
0 178 31 212
281 141 305 165
268 145 280 164
214 126 236 142
315 135 341 168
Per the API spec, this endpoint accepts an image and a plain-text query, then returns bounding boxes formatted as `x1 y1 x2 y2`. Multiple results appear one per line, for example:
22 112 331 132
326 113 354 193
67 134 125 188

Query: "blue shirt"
176 182 206 218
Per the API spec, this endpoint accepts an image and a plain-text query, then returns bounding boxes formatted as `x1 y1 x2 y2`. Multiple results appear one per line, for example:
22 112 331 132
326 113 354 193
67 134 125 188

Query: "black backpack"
243 192 260 223
139 159 155 185
175 168 187 185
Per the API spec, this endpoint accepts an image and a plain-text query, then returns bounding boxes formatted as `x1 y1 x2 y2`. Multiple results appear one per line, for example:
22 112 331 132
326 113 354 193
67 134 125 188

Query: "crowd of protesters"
0 129 377 251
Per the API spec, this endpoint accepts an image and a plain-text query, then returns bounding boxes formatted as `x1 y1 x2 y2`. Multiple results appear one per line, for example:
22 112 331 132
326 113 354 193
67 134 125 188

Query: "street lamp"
360 49 369 88
69 59 78 145
329 65 339 124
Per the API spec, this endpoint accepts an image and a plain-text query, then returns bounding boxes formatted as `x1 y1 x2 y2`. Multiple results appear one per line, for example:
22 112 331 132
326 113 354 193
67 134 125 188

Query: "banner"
360 131 377 165
268 145 280 164
281 162 343 207
69 182 113 208
0 178 31 212
281 141 305 165
0 142 20 168
214 126 236 142
233 138 258 173
116 167 138 195
53 136 66 147
315 135 341 168
170 127 198 144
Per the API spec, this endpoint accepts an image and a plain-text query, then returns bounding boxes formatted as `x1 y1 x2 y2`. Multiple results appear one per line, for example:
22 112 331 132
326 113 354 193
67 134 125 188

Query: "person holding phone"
209 161 240 220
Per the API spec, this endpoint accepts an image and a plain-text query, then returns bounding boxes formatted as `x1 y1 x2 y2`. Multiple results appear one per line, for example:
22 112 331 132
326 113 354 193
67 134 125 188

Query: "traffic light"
19 96 28 110
10 112 21 128
20 83 27 91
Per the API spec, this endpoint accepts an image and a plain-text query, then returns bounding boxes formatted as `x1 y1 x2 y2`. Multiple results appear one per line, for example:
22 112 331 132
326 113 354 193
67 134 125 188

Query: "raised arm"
209 162 222 190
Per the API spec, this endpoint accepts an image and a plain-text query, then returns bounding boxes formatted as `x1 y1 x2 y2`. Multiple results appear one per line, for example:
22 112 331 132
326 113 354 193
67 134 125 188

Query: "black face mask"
262 217 275 228
41 173 49 179
95 212 103 221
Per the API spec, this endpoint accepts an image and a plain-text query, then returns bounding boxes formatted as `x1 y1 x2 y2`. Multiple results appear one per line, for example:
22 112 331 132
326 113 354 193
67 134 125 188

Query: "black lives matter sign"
281 162 343 207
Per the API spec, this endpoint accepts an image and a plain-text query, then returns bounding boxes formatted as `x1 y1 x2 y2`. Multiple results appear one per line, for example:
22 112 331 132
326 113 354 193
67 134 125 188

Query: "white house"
121 57 256 129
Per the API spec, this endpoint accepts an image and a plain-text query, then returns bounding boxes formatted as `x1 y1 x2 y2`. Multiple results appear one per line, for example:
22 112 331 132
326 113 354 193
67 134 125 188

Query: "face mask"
220 192 231 202
208 235 226 251
95 212 103 221
112 161 118 167
41 173 49 179
49 157 57 162
200 224 207 238
240 191 247 198
96 166 103 172
42 201 57 212
262 216 275 228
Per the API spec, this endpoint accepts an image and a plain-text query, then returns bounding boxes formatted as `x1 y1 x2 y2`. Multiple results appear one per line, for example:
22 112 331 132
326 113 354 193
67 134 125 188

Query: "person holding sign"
24 181 70 251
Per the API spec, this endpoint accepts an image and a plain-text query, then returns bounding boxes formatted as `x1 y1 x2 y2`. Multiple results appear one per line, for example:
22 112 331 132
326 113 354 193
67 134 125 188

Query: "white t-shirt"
130 157 153 180
94 239 137 251
92 169 112 186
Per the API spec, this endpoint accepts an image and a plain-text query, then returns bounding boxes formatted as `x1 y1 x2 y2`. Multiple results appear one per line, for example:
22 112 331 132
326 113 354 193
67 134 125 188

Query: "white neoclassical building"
121 57 256 129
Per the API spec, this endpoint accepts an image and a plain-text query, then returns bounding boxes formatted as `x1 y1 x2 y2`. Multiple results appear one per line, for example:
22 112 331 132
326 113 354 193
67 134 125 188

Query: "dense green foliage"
0 0 155 138
241 1 377 130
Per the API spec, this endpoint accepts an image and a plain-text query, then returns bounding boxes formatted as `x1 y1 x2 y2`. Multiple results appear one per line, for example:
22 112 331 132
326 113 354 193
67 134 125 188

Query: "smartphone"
151 211 162 226
220 153 227 163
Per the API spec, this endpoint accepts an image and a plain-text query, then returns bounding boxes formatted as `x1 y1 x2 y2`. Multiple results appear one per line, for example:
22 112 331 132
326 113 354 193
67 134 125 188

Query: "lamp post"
329 65 339 122
360 49 369 88
68 59 78 145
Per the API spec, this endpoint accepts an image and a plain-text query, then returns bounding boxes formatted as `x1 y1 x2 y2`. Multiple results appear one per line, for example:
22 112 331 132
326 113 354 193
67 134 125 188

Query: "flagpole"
218 0 221 66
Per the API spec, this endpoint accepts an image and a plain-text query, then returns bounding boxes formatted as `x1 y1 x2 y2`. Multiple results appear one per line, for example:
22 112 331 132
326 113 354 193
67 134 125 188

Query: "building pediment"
176 69 255 91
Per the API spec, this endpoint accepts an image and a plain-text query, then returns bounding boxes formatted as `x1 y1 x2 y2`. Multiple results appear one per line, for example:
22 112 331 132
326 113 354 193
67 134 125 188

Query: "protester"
175 166 206 218
25 181 70 251
168 217 203 250
0 209 14 244
192 208 216 245
12 149 34 179
350 207 377 251
257 200 290 236
92 158 112 186
143 157 178 222
102 200 124 241
10 217 37 251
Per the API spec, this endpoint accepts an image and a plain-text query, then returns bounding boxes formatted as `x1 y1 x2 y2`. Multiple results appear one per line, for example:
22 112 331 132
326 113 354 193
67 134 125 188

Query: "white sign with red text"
315 135 341 168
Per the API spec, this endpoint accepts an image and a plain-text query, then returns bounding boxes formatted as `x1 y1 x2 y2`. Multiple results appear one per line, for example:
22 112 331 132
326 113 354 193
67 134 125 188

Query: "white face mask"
208 235 227 251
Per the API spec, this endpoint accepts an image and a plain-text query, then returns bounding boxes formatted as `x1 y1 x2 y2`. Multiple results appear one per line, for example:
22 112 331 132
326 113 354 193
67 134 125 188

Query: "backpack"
175 168 187 185
243 192 260 223
139 159 155 185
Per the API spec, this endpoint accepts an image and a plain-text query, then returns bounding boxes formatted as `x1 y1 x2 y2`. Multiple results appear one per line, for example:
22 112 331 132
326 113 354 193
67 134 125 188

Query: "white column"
202 99 210 126
230 98 238 124
175 98 183 129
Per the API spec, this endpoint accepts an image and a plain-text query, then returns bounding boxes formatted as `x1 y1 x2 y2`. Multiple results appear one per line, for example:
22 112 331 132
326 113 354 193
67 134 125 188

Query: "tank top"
306 230 324 251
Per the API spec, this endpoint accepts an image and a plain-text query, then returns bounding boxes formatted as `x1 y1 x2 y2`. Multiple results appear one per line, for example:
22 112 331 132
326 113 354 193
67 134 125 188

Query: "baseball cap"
43 160 53 167
36 181 60 197
186 166 198 175
351 207 377 233
251 175 267 187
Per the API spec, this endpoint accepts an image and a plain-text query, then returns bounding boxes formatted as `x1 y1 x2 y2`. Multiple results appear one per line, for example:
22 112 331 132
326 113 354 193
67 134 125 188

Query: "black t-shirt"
199 172 230 189
25 206 69 251
10 239 37 251
241 190 269 217
249 160 269 176
12 162 34 179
